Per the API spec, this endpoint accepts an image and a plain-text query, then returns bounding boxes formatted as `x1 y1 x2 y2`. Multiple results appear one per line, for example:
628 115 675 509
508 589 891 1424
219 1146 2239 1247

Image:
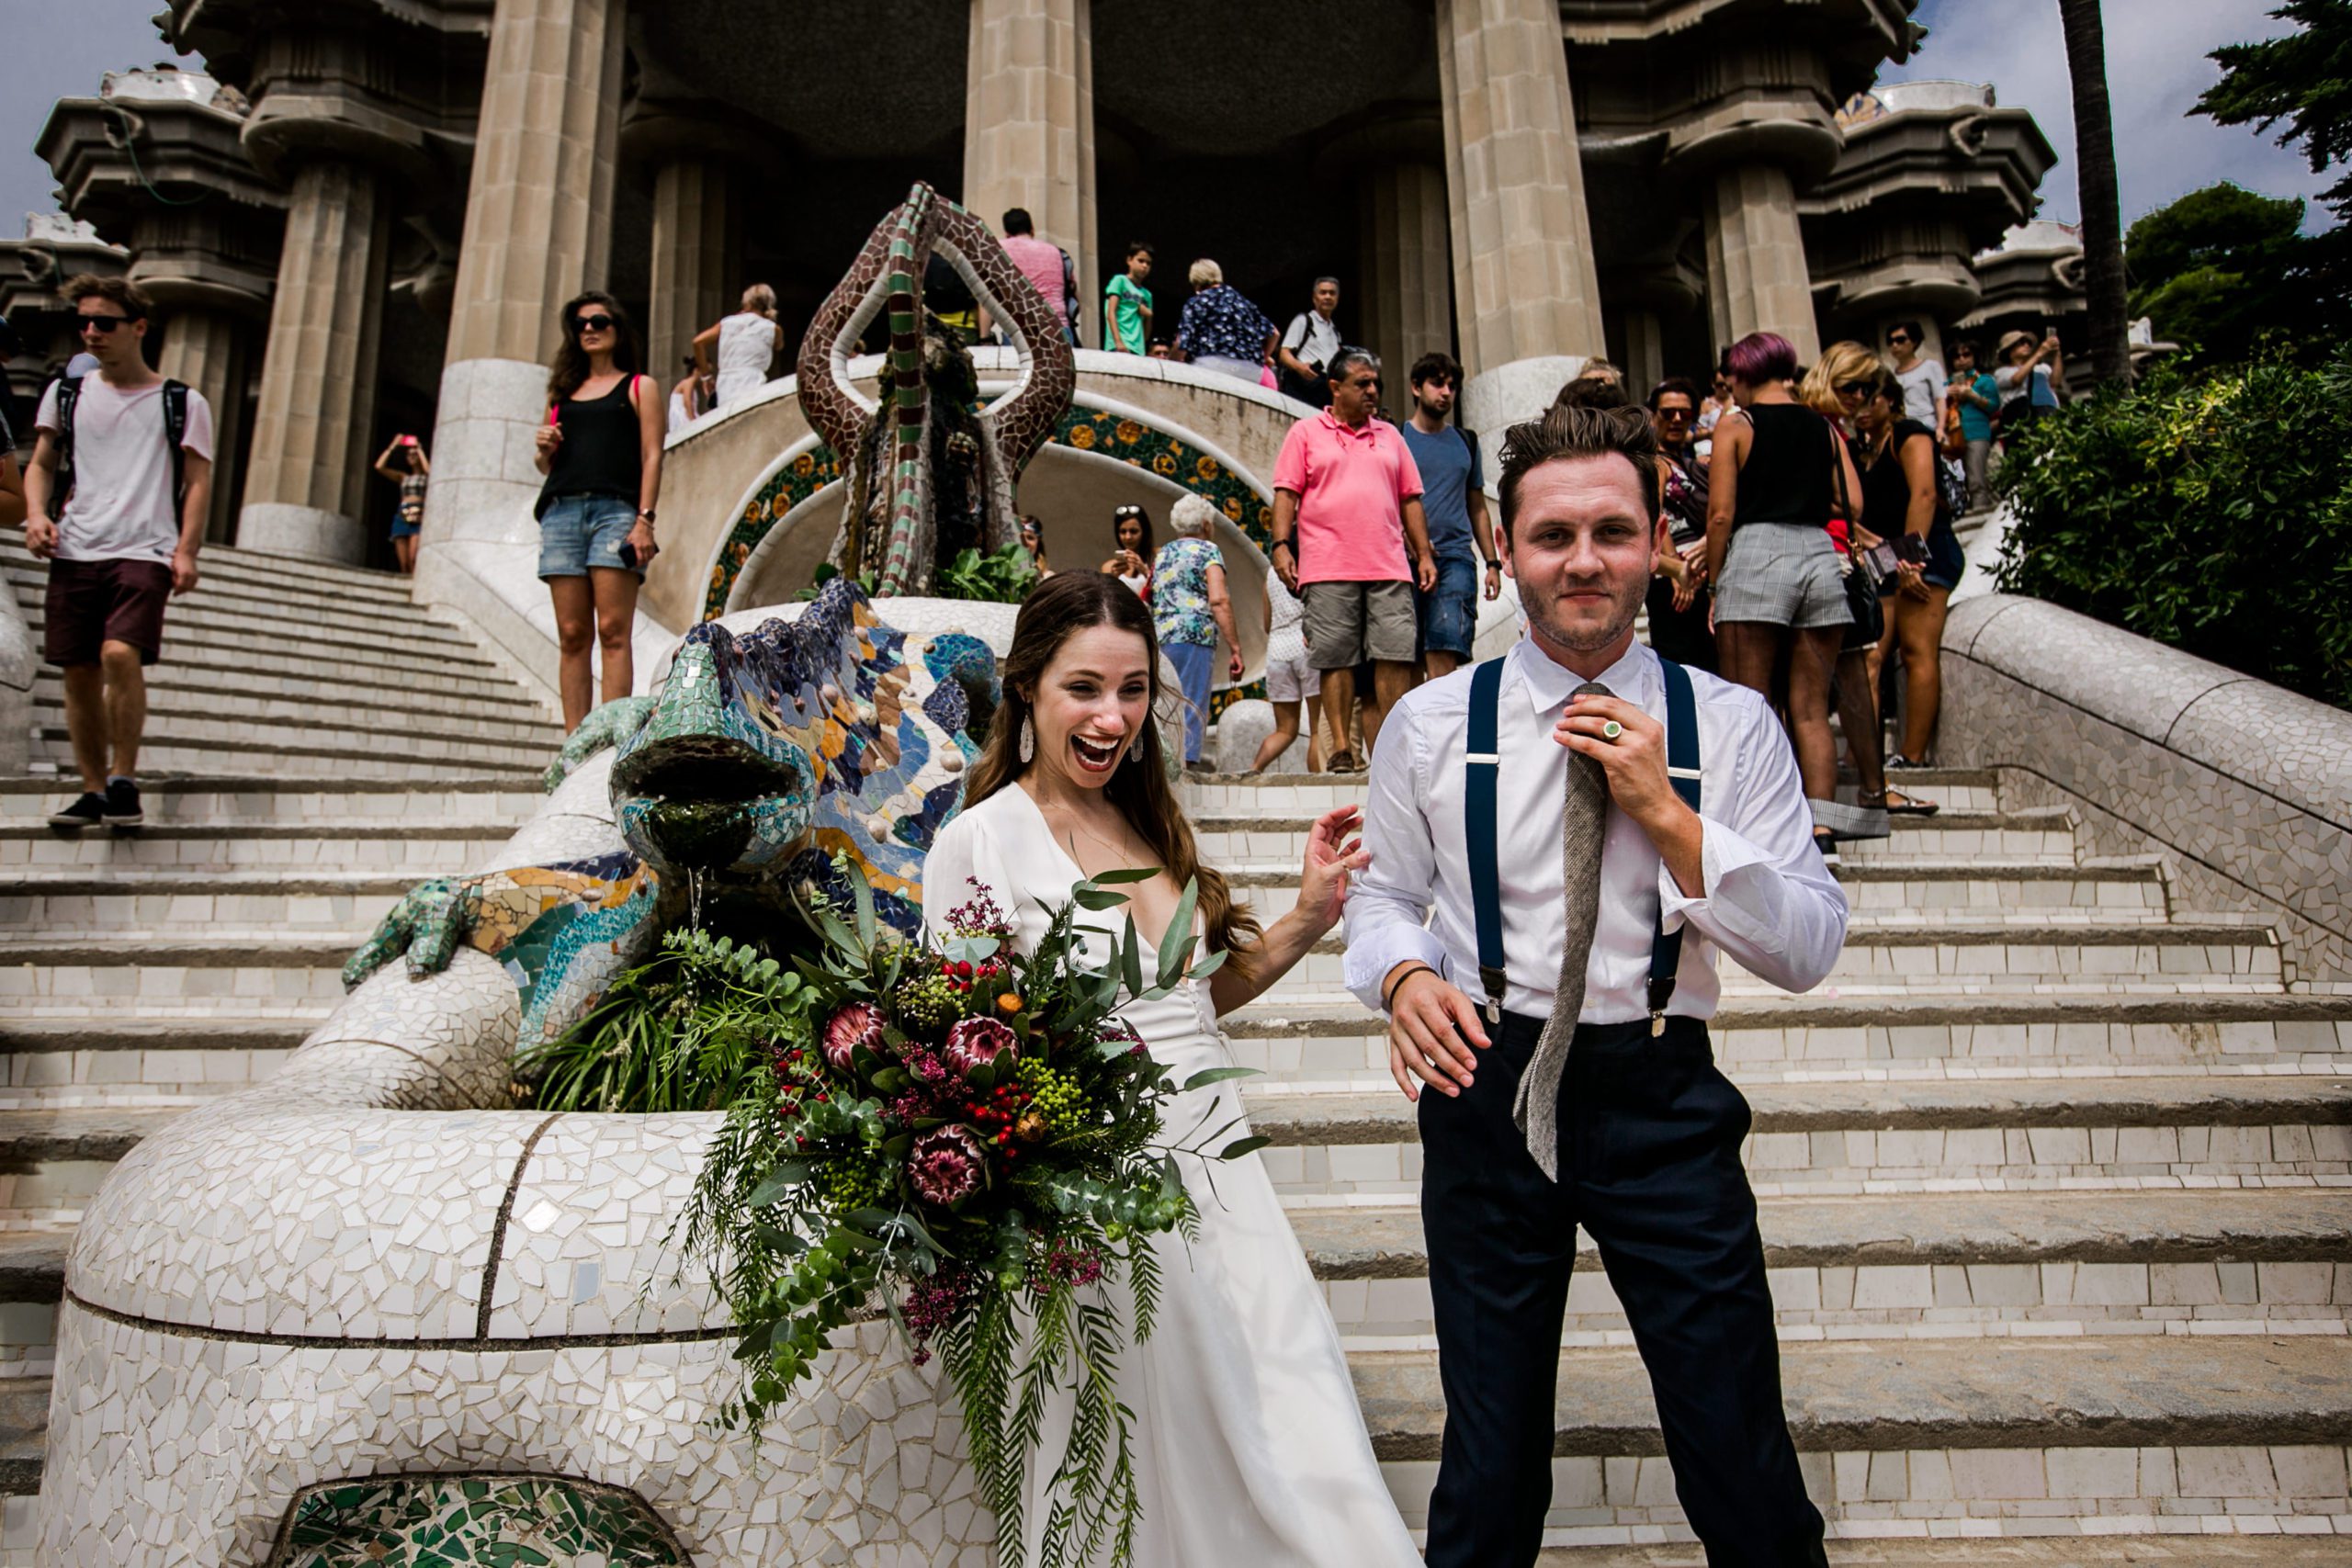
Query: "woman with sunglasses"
533 290 663 731
1100 502 1154 601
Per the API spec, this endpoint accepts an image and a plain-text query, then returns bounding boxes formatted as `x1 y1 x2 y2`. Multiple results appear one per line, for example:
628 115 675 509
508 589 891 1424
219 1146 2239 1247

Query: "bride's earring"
1018 714 1035 764
1126 729 1146 764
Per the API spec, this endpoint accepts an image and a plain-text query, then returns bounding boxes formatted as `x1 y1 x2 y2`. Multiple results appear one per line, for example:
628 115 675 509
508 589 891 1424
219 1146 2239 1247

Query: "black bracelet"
1382 963 1438 1013
1270 538 1294 556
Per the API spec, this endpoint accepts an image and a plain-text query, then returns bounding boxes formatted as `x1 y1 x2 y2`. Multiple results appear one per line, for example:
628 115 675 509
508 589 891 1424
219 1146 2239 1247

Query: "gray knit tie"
1511 680 1612 1180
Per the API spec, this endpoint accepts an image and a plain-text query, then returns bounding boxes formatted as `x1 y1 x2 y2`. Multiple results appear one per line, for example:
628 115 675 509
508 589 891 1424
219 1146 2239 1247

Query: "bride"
922 571 1421 1567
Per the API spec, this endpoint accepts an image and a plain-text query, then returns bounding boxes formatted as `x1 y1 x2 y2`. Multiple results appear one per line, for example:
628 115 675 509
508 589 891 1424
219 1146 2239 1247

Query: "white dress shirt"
1343 637 1848 1023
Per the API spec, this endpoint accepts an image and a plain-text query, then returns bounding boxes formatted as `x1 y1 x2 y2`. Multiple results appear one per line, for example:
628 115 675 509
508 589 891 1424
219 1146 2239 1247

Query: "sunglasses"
1835 378 1876 398
573 313 616 333
1656 407 1693 421
78 314 135 333
1887 335 1914 346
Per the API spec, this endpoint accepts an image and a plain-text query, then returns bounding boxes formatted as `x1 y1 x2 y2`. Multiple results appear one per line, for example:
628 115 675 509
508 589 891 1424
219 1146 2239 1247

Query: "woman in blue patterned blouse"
1174 258 1281 387
1153 493 1244 770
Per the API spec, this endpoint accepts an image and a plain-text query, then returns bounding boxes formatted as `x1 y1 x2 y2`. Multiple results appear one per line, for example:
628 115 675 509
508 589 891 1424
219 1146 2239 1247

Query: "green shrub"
1994 358 2352 708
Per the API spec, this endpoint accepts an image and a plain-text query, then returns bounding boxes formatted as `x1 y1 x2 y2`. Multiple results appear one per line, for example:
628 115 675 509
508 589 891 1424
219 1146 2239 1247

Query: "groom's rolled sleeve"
1656 693 1848 995
1343 696 1449 1011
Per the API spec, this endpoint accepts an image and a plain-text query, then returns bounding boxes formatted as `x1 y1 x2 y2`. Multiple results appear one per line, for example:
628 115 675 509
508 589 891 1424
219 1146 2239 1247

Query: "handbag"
1826 418 1883 647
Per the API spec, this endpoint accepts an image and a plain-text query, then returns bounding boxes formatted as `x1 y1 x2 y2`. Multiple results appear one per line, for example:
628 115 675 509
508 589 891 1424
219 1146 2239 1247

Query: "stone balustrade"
1938 594 2352 983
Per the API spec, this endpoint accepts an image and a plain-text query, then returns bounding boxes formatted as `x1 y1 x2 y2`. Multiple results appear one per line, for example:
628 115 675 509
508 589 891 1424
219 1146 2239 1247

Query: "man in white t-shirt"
1278 277 1343 408
23 275 215 830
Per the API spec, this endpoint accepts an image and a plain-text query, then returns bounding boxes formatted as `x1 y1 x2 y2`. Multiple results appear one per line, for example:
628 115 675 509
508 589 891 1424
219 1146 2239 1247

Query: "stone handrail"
0 560 31 775
1938 594 2352 982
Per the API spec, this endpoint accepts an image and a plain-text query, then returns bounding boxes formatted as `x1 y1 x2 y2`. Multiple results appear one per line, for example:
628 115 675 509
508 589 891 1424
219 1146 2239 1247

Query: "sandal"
1860 786 1939 817
1327 750 1363 774
1812 827 1840 865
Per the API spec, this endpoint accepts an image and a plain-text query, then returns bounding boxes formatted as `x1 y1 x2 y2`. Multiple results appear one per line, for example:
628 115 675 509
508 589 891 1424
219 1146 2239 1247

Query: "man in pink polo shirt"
1269 347 1437 771
997 208 1079 345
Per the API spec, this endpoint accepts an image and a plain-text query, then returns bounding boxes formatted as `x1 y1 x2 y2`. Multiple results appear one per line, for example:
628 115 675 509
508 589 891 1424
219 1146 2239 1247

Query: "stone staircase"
0 540 2346 1556
0 542 555 1548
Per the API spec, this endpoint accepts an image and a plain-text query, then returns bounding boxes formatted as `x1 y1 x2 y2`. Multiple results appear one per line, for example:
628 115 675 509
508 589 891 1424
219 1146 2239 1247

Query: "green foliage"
1994 357 2352 707
2199 1 2352 222
2125 184 2317 364
800 542 1037 605
516 928 814 1113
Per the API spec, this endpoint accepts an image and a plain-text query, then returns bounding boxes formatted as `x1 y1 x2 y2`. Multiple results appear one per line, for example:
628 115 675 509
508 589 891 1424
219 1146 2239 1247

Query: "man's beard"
1524 576 1645 655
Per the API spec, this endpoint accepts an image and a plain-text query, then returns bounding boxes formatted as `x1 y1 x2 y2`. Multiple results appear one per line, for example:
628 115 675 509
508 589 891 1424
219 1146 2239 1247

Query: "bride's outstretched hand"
1298 806 1369 931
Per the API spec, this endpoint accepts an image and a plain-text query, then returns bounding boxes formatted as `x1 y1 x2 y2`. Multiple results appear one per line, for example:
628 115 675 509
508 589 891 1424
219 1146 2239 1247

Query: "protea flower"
907 1124 986 1206
822 1001 885 1074
942 1016 1018 1079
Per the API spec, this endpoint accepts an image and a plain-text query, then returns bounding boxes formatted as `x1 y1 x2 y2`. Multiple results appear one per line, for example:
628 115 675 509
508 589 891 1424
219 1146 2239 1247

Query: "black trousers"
1418 1012 1826 1568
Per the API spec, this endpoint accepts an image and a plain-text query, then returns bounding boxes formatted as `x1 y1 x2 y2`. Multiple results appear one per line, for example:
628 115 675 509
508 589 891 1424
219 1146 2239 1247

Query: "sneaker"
101 777 142 828
1884 753 1923 770
47 792 107 829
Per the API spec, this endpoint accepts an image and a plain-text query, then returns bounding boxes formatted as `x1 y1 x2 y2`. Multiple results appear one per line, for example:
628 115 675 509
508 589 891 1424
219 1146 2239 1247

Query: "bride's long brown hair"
963 573 1259 980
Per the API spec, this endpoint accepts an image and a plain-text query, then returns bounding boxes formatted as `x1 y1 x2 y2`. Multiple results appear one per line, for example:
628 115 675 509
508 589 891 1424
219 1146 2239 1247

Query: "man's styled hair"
1498 402 1661 541
65 274 152 320
1553 375 1634 412
1409 351 1462 389
1327 345 1380 385
1646 375 1702 411
1001 208 1035 237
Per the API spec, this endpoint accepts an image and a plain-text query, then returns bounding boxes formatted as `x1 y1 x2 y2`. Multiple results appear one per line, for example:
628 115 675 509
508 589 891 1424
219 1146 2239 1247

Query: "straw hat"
1997 329 2035 358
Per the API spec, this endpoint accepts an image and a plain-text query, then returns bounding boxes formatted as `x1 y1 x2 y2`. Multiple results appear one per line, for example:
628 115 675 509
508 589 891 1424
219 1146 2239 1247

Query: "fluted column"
1435 0 1608 446
237 159 390 561
1360 161 1453 377
1703 162 1820 363
1620 308 1664 397
649 157 737 378
964 0 1097 331
153 307 252 545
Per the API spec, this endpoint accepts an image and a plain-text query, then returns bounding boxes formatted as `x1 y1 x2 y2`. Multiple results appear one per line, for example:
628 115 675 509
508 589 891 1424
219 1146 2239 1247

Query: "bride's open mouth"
1070 731 1124 773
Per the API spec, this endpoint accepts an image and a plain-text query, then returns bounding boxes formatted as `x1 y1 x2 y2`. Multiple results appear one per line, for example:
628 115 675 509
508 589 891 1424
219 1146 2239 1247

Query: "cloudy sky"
0 0 2335 238
1889 0 2335 231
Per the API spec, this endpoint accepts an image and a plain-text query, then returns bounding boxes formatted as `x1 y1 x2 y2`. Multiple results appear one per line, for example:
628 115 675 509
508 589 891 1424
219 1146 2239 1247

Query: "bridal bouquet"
675 868 1257 1567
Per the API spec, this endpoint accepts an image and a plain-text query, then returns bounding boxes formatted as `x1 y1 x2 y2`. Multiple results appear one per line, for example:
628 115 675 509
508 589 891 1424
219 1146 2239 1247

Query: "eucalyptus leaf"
1185 948 1228 982
1086 867 1159 886
1154 878 1200 991
1119 913 1144 998
850 873 878 950
1181 1066 1258 1093
1071 887 1132 911
1218 1134 1272 1159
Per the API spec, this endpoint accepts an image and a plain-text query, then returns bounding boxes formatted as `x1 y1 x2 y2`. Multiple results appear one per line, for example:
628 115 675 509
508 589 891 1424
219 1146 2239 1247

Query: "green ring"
1601 720 1623 740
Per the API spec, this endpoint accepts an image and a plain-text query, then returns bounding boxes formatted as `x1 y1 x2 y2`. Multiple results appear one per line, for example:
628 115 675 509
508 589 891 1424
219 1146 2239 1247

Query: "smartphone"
616 540 638 570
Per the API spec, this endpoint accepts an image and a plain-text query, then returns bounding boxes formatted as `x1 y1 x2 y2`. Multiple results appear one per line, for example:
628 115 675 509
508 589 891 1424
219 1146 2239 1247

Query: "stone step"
5 568 475 650
5 575 489 663
30 660 554 723
0 536 419 605
29 684 563 751
0 873 418 932
1247 1074 2352 1197
0 1017 305 1100
1227 860 2171 923
28 727 548 781
1537 1542 2352 1565
0 773 542 825
1269 921 2283 998
79 629 514 694
1294 1190 2352 1345
0 817 513 869
1195 807 2082 870
1224 993 2352 1080
1356 1335 2352 1536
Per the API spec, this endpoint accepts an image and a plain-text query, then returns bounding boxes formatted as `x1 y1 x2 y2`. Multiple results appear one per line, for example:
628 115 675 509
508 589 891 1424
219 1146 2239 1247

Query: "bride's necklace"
1037 797 1141 870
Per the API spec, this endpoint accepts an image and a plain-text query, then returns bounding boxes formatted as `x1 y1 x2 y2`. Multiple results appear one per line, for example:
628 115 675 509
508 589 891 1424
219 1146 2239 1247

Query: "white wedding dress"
922 785 1422 1568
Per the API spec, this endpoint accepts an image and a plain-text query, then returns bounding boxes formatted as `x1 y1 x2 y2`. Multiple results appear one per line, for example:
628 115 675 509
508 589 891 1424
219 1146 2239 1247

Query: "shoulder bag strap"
53 376 85 520
163 380 188 506
1645 657 1703 1033
1465 655 1508 1023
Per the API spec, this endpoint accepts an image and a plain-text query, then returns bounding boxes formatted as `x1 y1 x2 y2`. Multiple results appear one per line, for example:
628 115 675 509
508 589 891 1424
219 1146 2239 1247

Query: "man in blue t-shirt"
1397 353 1500 678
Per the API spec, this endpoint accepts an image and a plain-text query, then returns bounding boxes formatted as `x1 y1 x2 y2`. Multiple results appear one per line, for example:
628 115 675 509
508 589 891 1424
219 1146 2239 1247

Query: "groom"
1344 403 1848 1567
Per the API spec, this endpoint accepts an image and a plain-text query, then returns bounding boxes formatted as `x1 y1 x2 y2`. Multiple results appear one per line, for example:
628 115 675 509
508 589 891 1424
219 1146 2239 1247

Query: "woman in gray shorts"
1703 332 1862 857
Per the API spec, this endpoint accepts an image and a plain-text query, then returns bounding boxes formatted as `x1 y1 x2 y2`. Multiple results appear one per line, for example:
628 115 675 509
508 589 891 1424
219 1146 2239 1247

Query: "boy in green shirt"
1104 241 1153 354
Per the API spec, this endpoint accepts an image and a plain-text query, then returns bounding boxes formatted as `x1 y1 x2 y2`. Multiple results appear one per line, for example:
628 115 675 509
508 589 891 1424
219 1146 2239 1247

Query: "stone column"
237 159 390 561
649 156 737 378
417 0 630 705
1359 161 1453 376
1436 0 1607 444
1702 162 1820 364
1620 307 1664 397
153 306 251 544
964 0 1097 333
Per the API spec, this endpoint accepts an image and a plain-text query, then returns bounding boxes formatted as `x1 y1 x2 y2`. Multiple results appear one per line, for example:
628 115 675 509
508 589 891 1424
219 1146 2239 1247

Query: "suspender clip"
1650 1010 1667 1038
1479 966 1508 1024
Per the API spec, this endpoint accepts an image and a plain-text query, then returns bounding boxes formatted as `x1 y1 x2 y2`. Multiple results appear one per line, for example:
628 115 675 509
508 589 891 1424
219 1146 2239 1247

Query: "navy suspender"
1465 659 1509 1022
1465 655 1703 1033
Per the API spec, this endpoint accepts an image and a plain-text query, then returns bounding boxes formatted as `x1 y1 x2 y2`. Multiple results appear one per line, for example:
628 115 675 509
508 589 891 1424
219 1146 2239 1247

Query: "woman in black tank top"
1702 332 1864 859
532 290 664 731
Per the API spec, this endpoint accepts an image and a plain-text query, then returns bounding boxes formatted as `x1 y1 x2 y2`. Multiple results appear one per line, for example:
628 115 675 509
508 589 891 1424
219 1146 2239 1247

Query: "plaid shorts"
1713 523 1850 631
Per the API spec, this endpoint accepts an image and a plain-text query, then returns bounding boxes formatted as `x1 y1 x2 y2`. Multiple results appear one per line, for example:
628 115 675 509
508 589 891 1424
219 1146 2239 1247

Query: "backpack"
51 375 190 522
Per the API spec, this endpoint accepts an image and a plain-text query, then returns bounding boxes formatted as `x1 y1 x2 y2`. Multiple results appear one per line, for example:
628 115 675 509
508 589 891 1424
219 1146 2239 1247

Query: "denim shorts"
538 493 640 579
1416 552 1479 658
